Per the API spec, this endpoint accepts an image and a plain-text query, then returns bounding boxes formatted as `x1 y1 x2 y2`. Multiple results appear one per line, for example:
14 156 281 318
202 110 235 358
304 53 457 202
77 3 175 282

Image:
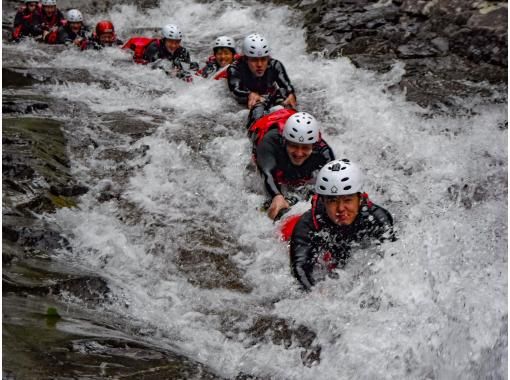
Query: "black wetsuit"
290 195 396 291
255 128 335 199
227 57 295 126
56 24 89 45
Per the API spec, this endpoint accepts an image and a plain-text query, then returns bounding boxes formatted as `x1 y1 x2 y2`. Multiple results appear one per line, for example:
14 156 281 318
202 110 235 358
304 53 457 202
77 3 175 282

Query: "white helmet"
283 112 320 144
214 35 235 51
162 24 183 40
41 0 57 5
24 0 38 3
243 34 270 57
315 159 364 196
67 9 83 22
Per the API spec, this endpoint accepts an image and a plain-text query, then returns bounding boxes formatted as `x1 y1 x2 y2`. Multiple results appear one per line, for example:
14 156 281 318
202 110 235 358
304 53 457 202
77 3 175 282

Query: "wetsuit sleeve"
290 211 317 291
371 206 396 242
227 63 250 104
255 131 283 198
13 12 24 27
143 41 160 63
56 27 71 44
319 140 335 162
273 60 295 98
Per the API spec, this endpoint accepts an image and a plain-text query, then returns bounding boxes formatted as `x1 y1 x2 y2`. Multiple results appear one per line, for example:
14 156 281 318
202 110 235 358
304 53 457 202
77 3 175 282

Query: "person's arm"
227 63 250 104
318 140 335 162
143 41 159 63
290 212 317 291
370 205 396 242
273 60 295 99
56 27 72 45
255 132 283 199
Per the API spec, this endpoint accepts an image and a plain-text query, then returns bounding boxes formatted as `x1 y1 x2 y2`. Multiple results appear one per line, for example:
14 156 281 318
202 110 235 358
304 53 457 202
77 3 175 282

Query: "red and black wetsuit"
12 5 42 41
56 24 89 45
227 57 296 126
38 8 65 44
255 128 335 199
290 195 396 291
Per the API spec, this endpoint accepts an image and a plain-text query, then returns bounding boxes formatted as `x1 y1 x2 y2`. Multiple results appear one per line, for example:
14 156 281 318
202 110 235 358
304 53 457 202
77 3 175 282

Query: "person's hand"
248 92 263 109
283 93 297 108
267 194 290 220
73 38 83 47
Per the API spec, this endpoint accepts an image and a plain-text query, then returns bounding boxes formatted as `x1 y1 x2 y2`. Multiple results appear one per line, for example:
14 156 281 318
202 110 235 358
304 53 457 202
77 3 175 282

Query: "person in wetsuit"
197 35 237 79
81 20 123 50
290 159 396 291
142 24 198 79
255 112 334 220
38 0 65 44
56 9 88 46
12 0 42 41
227 33 297 128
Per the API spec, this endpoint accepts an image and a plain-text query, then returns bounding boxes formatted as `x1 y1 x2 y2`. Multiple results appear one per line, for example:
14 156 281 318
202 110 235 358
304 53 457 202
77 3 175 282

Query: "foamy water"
5 0 507 378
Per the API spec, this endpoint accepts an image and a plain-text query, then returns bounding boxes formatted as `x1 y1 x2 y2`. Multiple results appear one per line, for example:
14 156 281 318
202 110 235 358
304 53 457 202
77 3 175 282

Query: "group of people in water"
12 1 396 291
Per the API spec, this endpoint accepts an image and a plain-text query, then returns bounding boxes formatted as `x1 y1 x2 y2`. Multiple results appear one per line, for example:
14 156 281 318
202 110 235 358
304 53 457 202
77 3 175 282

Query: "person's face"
69 22 82 33
286 141 313 166
99 32 114 45
26 2 38 12
214 48 234 67
164 39 181 53
43 5 56 16
323 194 361 226
247 56 269 77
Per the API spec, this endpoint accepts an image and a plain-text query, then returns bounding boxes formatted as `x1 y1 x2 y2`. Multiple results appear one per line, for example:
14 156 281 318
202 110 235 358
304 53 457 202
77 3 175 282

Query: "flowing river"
3 0 508 378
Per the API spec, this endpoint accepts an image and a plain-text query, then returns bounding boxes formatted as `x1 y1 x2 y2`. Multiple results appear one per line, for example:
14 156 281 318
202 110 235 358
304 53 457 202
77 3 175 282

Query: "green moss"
3 117 72 186
49 194 77 209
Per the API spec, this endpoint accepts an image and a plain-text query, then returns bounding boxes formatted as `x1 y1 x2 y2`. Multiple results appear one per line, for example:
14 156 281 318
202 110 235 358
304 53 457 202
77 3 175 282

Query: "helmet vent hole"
341 167 346 170
343 185 352 191
319 185 326 190
322 177 328 182
341 177 349 182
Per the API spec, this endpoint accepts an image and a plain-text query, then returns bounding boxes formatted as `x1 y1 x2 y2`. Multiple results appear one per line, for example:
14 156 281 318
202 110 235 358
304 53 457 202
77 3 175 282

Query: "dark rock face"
268 0 507 109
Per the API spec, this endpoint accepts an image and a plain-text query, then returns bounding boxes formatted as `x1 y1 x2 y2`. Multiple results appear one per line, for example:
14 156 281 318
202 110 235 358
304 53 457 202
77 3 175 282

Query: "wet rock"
246 315 321 367
2 100 49 114
282 0 507 110
3 295 224 380
397 42 440 58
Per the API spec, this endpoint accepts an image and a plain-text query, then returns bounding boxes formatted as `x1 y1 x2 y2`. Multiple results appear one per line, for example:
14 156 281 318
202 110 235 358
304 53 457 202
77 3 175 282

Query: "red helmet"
96 20 114 35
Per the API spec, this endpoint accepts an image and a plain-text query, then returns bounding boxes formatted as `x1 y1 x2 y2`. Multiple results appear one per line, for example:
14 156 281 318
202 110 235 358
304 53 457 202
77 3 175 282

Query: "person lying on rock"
197 35 239 79
290 159 396 291
227 33 297 128
56 9 89 46
255 112 334 220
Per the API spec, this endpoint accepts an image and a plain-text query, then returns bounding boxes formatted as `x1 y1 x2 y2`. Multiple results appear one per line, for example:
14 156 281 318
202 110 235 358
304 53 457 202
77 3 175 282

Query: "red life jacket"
248 108 297 145
122 37 158 64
